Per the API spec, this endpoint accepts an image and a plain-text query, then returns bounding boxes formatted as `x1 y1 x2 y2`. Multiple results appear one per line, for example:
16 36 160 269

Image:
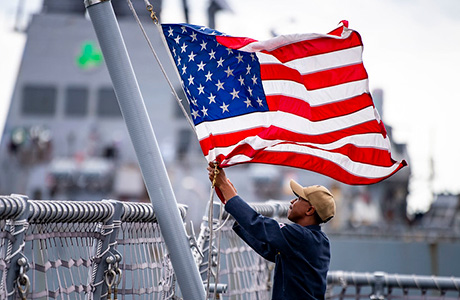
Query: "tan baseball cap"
290 179 336 223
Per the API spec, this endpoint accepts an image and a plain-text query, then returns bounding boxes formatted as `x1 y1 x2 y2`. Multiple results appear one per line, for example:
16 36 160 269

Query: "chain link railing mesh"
198 220 273 300
0 197 184 299
25 221 99 298
196 202 287 300
115 202 182 299
24 200 114 299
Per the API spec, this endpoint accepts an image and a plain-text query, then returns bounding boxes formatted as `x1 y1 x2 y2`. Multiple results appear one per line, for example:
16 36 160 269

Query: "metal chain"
113 254 122 300
105 268 116 299
145 4 158 24
105 255 117 300
16 257 29 300
104 254 123 300
211 162 220 188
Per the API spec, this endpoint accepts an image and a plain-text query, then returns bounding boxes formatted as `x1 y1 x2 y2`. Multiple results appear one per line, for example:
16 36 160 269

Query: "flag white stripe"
195 106 377 140
257 46 363 74
205 133 392 162
213 143 400 179
262 79 369 106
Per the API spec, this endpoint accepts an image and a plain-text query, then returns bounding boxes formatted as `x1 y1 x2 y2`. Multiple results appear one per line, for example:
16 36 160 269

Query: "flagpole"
84 1 205 299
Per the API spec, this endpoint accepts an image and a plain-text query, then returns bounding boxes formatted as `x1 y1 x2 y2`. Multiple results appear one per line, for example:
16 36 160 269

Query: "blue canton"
162 24 268 126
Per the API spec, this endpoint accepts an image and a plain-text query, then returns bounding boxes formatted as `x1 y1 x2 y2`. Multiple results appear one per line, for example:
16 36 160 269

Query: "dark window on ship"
176 128 192 161
97 87 122 117
21 85 57 116
65 87 88 117
173 100 183 119
173 87 189 119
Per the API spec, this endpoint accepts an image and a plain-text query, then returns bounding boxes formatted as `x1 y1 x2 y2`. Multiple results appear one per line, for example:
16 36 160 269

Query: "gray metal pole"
85 1 205 299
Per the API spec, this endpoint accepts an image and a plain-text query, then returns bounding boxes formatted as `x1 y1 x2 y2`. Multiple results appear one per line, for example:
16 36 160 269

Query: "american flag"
161 22 407 185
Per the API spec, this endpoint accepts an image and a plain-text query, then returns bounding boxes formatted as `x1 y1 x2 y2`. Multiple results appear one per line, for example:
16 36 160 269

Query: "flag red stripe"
260 63 368 90
217 31 363 63
217 138 398 168
266 93 374 121
199 127 264 155
328 25 346 36
262 121 384 144
215 36 258 49
261 32 363 63
301 143 398 167
260 64 303 84
218 151 406 185
302 63 368 90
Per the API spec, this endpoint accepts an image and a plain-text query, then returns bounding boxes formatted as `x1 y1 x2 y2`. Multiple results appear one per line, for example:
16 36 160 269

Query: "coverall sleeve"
232 222 277 262
225 196 295 257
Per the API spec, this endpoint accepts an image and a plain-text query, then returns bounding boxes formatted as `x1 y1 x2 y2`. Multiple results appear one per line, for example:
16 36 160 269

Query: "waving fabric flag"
161 21 407 185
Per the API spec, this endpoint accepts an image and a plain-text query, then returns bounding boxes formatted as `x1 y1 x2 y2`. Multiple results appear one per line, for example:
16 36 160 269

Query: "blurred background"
0 0 459 277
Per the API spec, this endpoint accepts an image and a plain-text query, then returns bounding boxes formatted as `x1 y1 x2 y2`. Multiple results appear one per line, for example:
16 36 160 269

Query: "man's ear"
305 206 316 216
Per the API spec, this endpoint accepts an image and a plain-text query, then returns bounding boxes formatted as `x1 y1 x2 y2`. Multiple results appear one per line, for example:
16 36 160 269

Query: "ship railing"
1 195 460 299
0 195 186 299
198 201 460 300
327 271 460 300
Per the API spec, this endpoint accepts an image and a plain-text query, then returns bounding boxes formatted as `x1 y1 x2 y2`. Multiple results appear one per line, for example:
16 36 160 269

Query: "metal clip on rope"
105 268 116 299
105 256 117 300
17 257 30 300
113 267 122 300
113 254 123 300
212 162 219 188
146 4 159 24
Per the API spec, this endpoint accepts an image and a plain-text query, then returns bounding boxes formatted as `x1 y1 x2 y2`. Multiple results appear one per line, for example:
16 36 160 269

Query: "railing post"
89 200 123 299
370 272 386 300
3 195 30 299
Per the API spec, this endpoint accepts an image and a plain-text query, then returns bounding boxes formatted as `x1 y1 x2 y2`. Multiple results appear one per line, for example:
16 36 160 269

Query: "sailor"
207 162 335 300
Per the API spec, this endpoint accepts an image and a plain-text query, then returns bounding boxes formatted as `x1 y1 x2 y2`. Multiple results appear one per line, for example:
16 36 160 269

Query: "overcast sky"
1 0 460 213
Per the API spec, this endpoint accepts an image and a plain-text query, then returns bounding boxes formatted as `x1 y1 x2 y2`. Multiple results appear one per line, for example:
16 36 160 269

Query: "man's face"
287 195 312 223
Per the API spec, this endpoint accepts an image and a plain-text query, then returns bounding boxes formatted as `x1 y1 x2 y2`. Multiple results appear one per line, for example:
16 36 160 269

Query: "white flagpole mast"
84 1 206 299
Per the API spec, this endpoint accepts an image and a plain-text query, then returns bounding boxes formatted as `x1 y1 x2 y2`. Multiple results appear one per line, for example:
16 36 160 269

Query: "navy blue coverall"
225 195 331 300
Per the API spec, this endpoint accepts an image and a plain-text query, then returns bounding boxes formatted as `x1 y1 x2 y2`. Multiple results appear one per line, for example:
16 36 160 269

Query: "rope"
213 213 231 232
125 0 197 132
213 202 224 300
205 162 227 299
205 184 216 299
123 6 229 297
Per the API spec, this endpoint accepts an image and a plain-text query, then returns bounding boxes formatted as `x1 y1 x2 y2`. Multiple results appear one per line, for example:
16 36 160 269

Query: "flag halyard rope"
125 3 231 298
125 0 196 133
206 162 230 299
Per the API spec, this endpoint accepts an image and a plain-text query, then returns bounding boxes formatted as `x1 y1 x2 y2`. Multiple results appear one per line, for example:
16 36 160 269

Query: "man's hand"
207 162 237 203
